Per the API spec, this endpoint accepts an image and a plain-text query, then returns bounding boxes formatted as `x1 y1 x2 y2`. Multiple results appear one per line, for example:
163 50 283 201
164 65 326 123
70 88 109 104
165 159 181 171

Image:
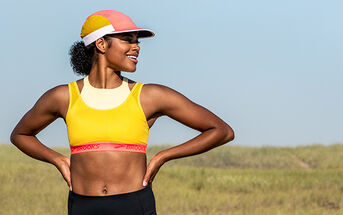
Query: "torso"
58 77 162 196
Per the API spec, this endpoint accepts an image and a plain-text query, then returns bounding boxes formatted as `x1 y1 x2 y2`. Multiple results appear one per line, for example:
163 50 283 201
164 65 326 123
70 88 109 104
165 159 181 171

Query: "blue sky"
1 0 342 148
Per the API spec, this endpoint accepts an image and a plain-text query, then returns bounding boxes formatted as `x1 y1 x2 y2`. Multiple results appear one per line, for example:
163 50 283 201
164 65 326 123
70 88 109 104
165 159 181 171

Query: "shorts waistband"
70 142 147 155
69 184 151 199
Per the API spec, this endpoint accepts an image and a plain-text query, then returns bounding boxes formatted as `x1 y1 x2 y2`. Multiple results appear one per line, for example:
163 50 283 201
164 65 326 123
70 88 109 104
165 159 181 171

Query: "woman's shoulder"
42 84 70 107
41 78 84 104
29 83 71 119
141 82 184 97
41 83 69 98
140 82 191 111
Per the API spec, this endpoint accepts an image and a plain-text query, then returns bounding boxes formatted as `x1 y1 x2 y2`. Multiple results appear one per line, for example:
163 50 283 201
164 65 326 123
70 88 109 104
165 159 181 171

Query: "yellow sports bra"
65 80 149 155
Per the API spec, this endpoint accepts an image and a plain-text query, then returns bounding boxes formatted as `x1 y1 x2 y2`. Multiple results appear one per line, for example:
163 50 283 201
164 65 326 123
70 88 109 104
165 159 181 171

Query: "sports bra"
65 78 149 155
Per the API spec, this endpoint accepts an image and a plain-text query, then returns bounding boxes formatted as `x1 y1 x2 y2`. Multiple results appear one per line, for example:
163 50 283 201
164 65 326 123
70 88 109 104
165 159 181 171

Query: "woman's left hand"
143 153 166 187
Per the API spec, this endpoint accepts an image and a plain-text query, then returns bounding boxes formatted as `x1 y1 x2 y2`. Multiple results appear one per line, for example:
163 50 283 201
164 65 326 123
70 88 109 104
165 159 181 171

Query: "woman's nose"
132 44 140 52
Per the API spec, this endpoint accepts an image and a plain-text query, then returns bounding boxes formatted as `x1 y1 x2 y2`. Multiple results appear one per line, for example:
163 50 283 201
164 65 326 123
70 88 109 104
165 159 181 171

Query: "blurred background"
1 0 342 147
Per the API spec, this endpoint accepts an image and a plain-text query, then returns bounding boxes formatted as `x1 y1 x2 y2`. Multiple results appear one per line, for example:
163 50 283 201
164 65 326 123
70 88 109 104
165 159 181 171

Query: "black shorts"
68 184 157 215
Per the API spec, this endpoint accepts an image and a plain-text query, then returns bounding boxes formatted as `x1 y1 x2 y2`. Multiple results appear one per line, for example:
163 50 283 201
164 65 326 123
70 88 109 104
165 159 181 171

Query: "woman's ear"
95 38 107 54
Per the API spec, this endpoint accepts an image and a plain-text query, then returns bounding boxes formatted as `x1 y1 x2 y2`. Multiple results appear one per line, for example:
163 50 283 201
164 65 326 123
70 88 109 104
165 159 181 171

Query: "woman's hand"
143 153 166 187
54 156 72 191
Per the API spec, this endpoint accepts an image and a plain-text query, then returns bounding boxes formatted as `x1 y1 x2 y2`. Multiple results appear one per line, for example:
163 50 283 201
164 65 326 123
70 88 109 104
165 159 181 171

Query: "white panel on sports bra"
80 75 131 109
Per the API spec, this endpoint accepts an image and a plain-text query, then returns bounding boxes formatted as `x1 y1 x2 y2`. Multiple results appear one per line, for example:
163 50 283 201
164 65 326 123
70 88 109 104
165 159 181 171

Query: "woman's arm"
149 84 235 163
142 83 234 186
10 85 68 167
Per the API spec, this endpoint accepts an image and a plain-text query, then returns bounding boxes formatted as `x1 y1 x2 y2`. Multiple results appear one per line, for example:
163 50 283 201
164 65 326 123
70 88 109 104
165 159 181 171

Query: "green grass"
1 143 343 215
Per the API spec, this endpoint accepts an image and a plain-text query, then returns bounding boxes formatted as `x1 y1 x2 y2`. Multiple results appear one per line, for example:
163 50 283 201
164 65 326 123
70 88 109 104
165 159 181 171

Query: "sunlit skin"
10 32 235 196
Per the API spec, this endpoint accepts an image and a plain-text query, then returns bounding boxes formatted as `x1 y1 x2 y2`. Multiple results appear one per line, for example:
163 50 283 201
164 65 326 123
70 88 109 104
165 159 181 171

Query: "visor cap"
81 10 154 46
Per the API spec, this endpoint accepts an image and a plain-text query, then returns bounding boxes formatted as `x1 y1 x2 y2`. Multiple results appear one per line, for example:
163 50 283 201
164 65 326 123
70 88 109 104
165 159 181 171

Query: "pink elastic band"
70 142 147 155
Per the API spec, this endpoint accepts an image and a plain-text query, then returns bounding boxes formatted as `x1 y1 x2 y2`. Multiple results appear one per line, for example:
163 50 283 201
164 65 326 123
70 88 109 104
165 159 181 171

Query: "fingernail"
69 185 72 191
143 181 147 187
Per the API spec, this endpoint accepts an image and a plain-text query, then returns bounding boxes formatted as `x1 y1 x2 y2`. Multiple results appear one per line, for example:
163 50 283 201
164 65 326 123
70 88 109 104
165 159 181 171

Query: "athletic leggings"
68 184 157 215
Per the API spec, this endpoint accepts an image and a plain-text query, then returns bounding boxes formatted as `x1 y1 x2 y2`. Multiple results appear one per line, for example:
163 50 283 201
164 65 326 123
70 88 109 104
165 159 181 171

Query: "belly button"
103 186 108 194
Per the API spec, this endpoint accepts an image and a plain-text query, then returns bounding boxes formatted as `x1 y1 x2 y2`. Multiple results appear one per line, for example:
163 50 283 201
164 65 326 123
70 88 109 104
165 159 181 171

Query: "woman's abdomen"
70 150 147 196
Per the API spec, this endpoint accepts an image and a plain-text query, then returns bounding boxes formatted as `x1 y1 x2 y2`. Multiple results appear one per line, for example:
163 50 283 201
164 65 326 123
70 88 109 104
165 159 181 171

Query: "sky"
1 0 342 148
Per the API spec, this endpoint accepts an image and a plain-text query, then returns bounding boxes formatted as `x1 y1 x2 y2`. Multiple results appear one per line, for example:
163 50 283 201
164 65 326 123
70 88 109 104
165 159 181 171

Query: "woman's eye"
121 37 140 44
121 37 130 42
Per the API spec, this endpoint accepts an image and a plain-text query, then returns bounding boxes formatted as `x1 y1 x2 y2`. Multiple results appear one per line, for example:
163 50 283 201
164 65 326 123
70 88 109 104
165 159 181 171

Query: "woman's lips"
127 56 138 63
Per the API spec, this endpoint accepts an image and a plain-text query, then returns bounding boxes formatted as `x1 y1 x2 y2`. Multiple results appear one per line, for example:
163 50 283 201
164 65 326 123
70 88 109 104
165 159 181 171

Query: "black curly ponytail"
68 35 113 76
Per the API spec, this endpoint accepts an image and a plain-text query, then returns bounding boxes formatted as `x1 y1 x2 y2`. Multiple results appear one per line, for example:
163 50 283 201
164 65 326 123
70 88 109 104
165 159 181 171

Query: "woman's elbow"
10 130 18 145
10 125 21 145
224 126 235 143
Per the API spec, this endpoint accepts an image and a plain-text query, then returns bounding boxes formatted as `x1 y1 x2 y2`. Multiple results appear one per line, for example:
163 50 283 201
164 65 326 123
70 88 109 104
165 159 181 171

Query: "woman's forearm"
156 127 234 163
10 134 65 167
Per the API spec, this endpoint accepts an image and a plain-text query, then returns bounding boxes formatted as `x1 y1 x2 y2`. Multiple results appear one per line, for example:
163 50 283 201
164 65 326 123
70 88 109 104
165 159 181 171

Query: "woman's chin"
123 67 137 73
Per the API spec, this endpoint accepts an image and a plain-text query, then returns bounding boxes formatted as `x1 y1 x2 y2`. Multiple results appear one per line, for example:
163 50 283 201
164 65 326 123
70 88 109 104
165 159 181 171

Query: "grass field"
1 143 343 215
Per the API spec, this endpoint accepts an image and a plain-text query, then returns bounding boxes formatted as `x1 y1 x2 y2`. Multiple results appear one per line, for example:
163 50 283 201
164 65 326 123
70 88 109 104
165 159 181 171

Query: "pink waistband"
70 142 147 155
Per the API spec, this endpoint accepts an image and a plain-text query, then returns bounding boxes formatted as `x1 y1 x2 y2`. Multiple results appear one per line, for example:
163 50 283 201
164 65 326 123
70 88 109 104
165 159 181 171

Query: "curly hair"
69 35 113 76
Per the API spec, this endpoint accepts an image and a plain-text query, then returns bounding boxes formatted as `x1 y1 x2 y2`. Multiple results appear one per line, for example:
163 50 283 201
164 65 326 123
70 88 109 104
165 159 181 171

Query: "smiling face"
97 32 141 73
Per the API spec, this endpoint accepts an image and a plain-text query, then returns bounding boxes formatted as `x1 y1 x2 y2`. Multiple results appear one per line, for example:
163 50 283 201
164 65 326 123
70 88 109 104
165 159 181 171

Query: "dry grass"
1 143 343 215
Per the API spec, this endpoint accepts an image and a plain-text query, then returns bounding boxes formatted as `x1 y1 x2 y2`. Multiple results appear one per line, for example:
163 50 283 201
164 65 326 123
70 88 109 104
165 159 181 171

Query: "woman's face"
104 32 140 73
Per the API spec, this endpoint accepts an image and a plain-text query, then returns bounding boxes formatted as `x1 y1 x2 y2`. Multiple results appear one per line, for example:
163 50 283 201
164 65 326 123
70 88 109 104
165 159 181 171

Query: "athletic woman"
10 10 234 215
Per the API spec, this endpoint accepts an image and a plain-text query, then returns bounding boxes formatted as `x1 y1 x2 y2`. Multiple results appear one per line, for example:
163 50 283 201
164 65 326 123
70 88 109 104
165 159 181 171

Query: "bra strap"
67 81 79 110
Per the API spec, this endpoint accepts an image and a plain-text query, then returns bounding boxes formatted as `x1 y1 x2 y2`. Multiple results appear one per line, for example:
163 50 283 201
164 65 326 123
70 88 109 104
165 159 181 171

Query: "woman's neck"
88 61 122 89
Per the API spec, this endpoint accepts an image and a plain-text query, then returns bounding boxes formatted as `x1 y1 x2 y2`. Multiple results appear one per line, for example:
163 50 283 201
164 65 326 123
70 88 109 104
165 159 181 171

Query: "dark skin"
10 32 234 196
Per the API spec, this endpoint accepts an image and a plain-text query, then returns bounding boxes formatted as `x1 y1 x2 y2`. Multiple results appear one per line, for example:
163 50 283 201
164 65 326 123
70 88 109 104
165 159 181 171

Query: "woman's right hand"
54 156 72 191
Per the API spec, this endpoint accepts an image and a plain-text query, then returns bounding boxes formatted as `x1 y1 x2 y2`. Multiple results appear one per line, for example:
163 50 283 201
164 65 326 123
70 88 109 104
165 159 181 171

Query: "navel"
102 185 108 194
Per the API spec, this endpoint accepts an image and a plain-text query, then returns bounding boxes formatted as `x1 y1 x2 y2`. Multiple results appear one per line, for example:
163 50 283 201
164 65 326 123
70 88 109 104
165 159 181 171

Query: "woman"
10 10 234 215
